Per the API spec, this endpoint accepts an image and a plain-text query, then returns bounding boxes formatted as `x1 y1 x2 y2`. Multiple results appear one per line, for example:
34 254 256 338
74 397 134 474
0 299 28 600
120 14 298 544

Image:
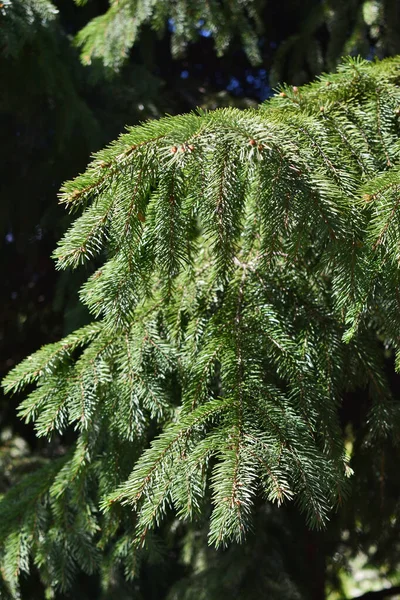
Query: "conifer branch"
3 56 400 593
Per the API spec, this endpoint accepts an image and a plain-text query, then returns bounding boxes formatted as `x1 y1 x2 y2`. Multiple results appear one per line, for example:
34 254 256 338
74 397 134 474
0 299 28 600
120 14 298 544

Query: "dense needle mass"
3 56 400 597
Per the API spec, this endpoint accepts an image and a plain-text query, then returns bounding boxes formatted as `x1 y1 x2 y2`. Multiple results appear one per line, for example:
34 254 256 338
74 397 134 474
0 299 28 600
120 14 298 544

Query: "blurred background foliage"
2 1 400 598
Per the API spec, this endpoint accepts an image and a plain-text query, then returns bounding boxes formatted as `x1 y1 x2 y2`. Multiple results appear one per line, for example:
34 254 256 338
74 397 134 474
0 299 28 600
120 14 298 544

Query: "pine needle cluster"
3 56 400 597
74 0 263 72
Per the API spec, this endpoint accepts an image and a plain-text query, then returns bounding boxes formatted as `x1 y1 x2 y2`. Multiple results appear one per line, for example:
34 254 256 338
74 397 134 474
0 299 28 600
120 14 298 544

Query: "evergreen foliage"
3 56 400 597
9 0 398 86
268 0 400 84
0 0 58 59
74 0 264 72
67 0 400 84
